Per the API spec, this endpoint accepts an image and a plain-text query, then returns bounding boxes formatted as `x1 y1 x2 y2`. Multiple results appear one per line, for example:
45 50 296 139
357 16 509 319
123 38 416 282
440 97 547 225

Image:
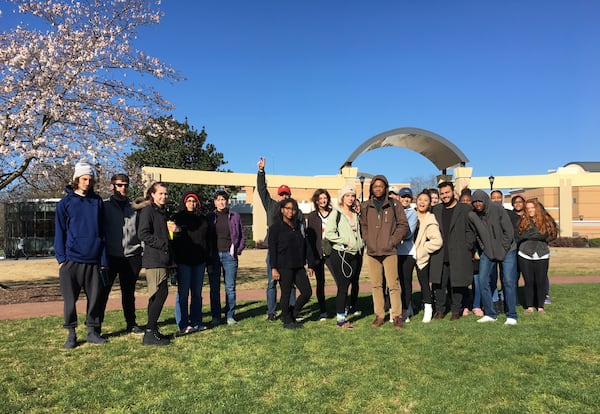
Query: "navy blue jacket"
54 186 107 266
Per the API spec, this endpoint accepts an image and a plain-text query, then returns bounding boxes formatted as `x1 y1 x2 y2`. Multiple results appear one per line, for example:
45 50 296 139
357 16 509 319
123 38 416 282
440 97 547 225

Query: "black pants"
398 255 416 313
519 256 549 309
327 250 361 315
59 261 102 328
147 280 168 331
279 267 312 324
416 263 433 304
433 262 467 315
98 255 142 327
313 259 327 313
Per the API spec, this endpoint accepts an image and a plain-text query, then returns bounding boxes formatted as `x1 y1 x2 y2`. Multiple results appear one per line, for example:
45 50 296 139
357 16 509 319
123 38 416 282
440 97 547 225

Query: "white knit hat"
339 184 357 199
73 157 96 180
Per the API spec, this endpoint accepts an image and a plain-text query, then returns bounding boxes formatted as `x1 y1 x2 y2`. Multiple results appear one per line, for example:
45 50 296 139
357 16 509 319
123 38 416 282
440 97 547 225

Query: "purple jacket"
206 209 246 257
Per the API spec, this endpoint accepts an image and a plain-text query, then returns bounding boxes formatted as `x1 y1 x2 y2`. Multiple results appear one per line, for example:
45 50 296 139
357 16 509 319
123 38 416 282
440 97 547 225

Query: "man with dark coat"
360 174 409 329
469 190 519 325
429 181 476 320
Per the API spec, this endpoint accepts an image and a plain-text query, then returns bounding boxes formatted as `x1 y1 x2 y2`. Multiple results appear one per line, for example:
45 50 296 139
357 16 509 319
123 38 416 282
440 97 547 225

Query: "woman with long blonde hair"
517 199 557 314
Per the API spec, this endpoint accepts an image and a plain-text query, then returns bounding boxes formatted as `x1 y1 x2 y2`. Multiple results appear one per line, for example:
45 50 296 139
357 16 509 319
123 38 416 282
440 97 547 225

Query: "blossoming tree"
0 0 180 190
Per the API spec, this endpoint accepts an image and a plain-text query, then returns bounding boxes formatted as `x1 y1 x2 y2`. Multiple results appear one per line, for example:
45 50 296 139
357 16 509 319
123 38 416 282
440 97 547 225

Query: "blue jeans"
266 251 295 316
472 273 481 309
174 263 206 331
210 252 238 320
479 250 518 319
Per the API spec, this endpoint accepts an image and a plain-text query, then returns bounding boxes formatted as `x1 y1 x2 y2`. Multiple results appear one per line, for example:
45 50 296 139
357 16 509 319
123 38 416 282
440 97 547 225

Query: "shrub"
550 237 588 247
588 238 600 248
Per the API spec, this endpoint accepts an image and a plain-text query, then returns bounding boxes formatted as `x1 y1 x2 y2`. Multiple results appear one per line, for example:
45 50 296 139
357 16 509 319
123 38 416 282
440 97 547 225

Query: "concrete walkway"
1 275 598 321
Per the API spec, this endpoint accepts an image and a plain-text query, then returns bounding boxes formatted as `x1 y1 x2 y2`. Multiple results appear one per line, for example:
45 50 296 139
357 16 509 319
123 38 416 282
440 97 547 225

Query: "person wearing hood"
54 157 108 348
172 192 210 333
429 181 476 321
469 189 519 325
360 175 408 329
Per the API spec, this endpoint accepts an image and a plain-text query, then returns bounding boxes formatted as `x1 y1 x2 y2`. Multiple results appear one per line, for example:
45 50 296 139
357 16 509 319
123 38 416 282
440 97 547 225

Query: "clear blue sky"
5 1 600 185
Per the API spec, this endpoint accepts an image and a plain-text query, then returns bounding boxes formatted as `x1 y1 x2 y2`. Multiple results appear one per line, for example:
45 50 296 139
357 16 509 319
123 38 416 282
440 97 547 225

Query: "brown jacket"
360 175 408 256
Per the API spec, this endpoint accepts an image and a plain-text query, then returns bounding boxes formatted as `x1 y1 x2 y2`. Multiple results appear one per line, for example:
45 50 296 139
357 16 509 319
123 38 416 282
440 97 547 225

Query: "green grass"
1 284 599 413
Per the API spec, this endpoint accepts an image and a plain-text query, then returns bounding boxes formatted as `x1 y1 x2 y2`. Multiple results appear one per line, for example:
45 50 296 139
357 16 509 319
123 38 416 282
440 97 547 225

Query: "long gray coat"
429 201 476 287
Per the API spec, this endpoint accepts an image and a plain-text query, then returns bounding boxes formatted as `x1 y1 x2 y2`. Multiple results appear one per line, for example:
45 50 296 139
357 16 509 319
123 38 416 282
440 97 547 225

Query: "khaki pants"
366 254 402 318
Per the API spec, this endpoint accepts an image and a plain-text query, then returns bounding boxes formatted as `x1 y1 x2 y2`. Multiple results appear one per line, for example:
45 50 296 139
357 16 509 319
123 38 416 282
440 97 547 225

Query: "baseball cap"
277 185 291 195
399 187 413 198
388 186 399 195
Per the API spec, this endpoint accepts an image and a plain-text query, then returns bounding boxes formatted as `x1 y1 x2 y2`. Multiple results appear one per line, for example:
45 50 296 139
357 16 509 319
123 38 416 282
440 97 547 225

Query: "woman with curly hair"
517 199 557 314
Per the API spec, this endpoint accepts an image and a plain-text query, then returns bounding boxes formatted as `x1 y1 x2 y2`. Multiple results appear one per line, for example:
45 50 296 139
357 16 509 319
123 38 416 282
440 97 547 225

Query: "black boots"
86 326 107 345
142 329 171 346
64 328 77 349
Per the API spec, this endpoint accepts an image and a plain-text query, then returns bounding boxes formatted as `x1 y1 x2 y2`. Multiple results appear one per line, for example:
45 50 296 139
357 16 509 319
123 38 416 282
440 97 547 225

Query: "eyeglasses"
114 183 129 188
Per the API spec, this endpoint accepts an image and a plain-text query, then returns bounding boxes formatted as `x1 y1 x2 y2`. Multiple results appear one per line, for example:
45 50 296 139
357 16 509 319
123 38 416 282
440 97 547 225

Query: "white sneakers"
477 315 497 323
476 315 518 325
422 303 433 323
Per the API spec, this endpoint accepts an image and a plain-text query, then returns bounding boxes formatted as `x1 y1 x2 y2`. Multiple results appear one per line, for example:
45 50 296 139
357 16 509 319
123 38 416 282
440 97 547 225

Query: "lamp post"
359 176 365 202
488 175 495 191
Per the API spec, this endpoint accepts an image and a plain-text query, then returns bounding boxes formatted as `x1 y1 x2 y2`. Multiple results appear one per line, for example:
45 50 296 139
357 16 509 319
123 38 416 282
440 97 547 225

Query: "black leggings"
416 263 433 304
519 256 549 309
279 267 312 323
326 250 361 315
313 260 327 313
147 280 168 331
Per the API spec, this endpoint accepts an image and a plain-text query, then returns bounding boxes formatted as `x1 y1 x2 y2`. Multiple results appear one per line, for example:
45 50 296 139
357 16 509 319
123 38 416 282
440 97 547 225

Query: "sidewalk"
1 276 598 321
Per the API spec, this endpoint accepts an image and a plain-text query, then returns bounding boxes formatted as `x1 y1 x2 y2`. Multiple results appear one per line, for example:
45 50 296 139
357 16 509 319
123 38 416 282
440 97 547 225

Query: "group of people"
54 158 245 348
55 156 558 347
260 159 557 330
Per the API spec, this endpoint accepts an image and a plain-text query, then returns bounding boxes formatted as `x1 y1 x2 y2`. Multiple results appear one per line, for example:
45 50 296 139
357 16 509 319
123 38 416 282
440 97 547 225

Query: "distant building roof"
563 162 600 173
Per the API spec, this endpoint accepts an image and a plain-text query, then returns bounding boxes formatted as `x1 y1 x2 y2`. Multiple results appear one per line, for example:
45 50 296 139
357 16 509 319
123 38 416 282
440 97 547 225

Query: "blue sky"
4 1 600 185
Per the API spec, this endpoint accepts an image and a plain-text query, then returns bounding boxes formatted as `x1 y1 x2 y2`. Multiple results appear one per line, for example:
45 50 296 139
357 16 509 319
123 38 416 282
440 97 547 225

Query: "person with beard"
360 175 408 329
469 190 519 325
98 173 144 336
55 158 108 348
429 181 476 321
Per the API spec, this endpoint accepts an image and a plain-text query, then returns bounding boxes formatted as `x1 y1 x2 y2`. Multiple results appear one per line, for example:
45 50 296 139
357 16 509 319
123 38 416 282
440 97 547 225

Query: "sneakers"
544 295 551 305
143 330 171 346
319 312 328 321
524 308 535 315
64 329 77 349
193 325 208 332
477 315 497 323
504 318 518 325
347 307 362 317
422 304 433 323
462 308 471 317
182 325 198 334
371 316 385 328
227 318 238 326
473 308 484 317
266 313 277 322
336 321 354 329
86 328 107 344
127 325 145 335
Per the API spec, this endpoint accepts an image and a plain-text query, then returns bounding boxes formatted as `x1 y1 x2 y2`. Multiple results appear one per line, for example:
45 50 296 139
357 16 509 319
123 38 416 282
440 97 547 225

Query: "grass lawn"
1 284 599 413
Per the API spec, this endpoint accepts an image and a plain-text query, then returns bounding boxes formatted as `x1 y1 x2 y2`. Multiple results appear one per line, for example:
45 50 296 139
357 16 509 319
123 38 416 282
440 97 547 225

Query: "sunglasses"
114 183 129 188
